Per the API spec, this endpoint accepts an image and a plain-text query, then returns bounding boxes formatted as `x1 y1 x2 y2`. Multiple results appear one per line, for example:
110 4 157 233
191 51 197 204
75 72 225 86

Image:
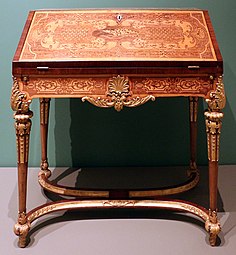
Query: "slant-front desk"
11 9 226 247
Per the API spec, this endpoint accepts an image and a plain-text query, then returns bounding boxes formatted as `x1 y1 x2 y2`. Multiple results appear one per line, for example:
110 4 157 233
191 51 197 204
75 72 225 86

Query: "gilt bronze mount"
82 75 155 111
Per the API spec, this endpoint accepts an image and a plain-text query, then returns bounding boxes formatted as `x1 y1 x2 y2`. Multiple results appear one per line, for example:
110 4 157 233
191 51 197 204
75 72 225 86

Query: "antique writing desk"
11 9 226 247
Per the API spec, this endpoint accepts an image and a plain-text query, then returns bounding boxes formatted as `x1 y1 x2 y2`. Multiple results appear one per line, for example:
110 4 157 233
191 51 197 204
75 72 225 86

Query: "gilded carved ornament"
205 210 221 246
82 75 155 111
11 77 31 113
206 76 226 112
14 221 30 248
204 76 225 162
11 78 33 166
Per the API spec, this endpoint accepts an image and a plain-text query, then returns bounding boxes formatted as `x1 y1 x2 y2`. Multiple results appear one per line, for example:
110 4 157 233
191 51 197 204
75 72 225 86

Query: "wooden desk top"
11 9 225 111
13 9 222 76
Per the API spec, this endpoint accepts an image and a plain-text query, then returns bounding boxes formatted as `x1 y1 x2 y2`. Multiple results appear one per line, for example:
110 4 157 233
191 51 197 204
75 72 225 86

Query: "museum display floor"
0 165 235 255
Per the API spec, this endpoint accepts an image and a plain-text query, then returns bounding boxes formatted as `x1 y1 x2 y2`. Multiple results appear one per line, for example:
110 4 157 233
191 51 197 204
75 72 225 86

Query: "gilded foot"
40 160 51 178
14 222 30 248
205 210 221 246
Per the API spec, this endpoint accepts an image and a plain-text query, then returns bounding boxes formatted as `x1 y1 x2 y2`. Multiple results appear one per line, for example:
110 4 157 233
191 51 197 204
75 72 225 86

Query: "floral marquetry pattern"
24 77 106 97
20 10 216 61
132 77 213 96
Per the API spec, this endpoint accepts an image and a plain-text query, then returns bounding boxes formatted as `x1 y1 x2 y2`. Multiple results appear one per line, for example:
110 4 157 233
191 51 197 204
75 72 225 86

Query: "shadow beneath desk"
44 165 224 212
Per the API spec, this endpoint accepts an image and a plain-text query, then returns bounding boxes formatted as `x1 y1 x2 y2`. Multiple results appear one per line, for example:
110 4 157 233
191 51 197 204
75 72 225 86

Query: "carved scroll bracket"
82 75 155 111
204 76 225 162
11 77 31 113
11 78 33 164
206 76 226 112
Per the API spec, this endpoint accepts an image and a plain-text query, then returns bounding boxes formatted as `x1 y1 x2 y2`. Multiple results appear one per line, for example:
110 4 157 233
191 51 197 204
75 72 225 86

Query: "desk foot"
205 210 221 246
14 221 30 248
40 161 51 178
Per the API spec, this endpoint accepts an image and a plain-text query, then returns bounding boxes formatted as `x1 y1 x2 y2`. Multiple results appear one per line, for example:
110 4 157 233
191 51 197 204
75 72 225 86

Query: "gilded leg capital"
204 111 223 162
14 111 33 164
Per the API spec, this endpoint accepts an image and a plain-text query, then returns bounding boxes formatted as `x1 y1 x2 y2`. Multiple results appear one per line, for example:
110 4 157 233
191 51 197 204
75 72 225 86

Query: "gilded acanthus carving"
204 111 223 162
206 76 226 111
204 76 225 162
82 75 155 111
11 77 31 112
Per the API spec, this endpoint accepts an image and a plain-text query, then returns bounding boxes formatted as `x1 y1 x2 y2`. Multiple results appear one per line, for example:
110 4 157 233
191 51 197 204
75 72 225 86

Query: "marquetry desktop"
11 9 225 247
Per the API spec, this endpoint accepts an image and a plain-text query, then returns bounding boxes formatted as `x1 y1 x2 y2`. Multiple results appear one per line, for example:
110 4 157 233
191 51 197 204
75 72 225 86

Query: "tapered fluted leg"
13 111 33 247
204 111 223 245
204 76 226 246
39 98 51 177
188 97 199 175
11 77 33 247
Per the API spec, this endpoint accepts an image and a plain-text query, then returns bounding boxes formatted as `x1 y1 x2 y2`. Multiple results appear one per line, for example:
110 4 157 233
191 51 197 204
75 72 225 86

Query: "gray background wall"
0 0 235 167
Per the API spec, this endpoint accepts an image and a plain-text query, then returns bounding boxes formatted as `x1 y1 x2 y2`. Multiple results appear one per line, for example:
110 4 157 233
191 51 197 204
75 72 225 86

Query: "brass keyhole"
117 14 122 22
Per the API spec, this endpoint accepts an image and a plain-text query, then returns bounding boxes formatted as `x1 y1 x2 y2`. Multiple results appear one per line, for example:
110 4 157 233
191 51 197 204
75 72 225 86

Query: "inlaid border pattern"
19 76 213 99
